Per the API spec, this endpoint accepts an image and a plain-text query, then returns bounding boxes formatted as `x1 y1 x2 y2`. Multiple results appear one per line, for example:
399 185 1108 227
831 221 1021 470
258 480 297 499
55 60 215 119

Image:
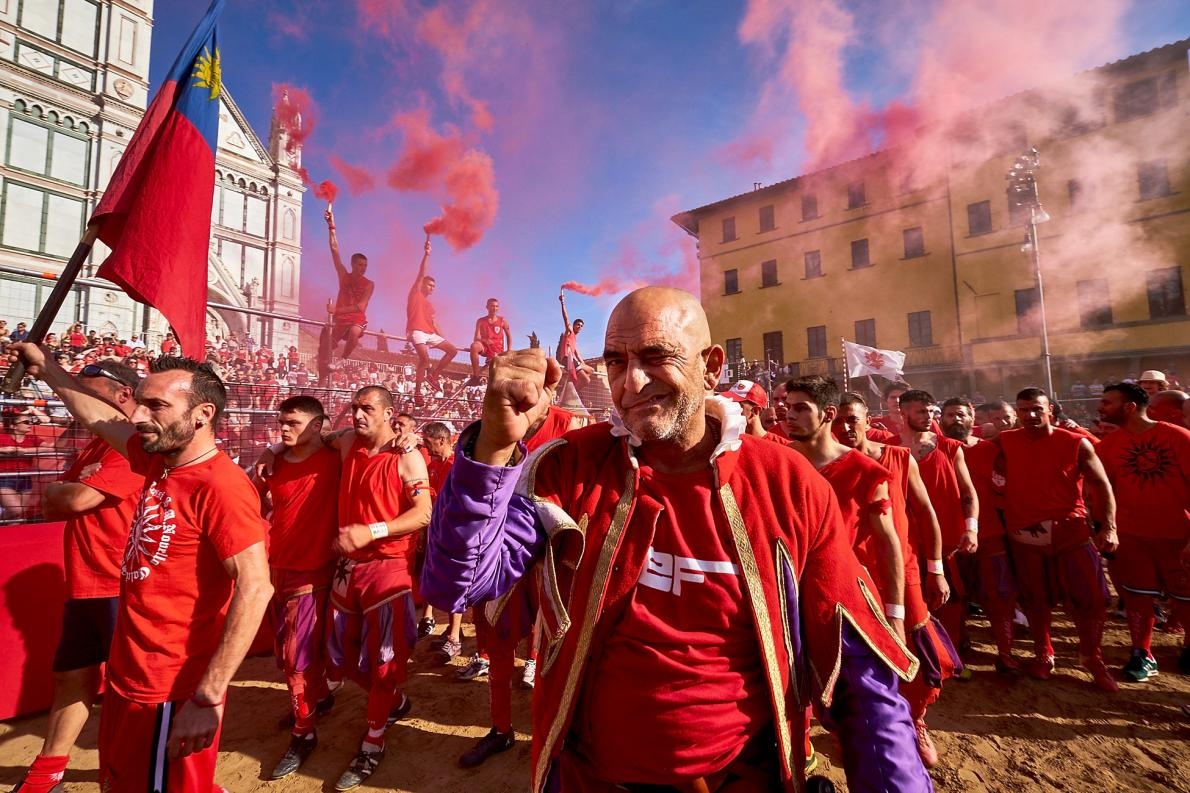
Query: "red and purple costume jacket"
422 407 931 793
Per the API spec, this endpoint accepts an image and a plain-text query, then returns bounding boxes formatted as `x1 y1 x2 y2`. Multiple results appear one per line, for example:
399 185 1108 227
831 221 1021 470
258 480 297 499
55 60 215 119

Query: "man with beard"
832 392 957 768
939 398 1020 672
1000 387 1119 691
326 386 431 790
1096 383 1190 680
421 287 930 793
10 346 271 792
16 362 143 793
254 396 341 779
898 390 978 653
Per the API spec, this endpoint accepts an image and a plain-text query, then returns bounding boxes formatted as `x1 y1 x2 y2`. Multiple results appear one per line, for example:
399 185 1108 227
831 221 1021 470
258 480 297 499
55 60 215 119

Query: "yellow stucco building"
674 39 1190 405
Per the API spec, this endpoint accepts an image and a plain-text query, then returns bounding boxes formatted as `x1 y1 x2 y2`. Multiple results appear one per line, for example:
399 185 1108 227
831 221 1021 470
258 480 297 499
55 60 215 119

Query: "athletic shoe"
334 746 384 791
276 693 336 731
270 731 317 779
1084 656 1119 692
457 654 490 681
1178 645 1190 675
521 659 536 689
1027 654 1056 681
385 694 413 728
458 727 515 768
417 616 436 640
438 636 462 664
1122 648 1159 682
914 718 939 768
804 750 818 775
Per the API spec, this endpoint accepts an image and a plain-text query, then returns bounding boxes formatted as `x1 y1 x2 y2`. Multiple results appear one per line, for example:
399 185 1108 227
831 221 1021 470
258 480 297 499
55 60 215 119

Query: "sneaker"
457 654 490 681
914 718 939 768
458 727 515 768
334 746 384 791
1179 645 1190 674
438 636 462 664
276 692 336 731
270 731 317 779
1084 656 1120 692
385 694 413 728
521 659 536 689
1027 654 1056 681
1122 648 1159 682
804 750 818 775
417 616 436 640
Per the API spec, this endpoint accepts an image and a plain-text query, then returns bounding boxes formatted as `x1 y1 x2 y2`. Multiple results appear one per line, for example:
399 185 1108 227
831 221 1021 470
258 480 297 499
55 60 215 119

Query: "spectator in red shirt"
160 332 177 355
0 410 49 518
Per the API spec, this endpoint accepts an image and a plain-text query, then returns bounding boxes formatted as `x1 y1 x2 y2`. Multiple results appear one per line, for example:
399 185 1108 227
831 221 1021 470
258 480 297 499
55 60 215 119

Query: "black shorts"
52 596 118 672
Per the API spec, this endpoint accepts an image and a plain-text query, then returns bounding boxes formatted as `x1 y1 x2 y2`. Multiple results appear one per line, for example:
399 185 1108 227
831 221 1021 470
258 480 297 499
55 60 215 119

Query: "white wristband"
884 603 905 620
368 521 388 540
964 517 979 534
926 559 944 575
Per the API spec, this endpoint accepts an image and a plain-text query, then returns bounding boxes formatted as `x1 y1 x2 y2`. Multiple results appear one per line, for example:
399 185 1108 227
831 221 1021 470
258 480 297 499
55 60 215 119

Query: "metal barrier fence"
0 378 487 525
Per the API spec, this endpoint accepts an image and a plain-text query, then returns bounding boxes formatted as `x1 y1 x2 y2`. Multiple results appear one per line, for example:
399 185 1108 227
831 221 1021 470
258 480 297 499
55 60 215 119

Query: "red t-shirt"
68 332 86 348
427 454 454 497
767 422 789 440
874 444 917 571
1097 422 1190 541
0 432 44 473
476 316 509 356
267 447 340 571
962 438 1005 539
910 436 965 549
160 339 176 354
998 427 1087 531
338 440 415 563
335 272 372 325
406 290 436 335
62 438 144 599
111 440 266 703
818 449 891 549
578 465 768 783
525 406 576 453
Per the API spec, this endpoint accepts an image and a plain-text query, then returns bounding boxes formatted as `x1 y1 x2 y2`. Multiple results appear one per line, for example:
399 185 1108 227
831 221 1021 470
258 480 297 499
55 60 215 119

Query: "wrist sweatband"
964 517 979 534
368 521 388 540
926 559 944 575
884 603 905 620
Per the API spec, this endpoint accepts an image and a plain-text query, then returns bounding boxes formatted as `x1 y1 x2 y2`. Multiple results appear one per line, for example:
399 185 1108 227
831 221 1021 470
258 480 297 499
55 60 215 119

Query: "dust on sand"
1 613 1188 792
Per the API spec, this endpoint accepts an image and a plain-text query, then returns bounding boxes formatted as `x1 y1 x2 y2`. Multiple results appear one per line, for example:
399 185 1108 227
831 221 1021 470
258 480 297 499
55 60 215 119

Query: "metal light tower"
1006 147 1055 397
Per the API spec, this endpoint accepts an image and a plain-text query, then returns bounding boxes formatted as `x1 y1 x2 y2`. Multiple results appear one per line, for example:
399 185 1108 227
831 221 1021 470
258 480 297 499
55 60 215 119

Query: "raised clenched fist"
475 349 562 464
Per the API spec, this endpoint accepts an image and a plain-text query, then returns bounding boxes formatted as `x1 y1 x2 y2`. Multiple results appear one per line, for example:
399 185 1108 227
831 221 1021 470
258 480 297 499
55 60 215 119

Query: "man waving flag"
95 0 226 358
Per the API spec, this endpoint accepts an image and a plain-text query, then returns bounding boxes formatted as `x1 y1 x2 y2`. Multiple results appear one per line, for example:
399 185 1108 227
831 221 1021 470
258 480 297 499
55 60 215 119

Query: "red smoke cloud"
416 4 495 132
315 180 338 204
387 108 466 191
329 155 377 195
422 150 499 251
271 83 317 156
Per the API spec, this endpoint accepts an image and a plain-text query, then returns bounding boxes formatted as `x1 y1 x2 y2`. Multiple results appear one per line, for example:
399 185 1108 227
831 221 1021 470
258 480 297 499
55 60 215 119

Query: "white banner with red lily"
843 340 906 380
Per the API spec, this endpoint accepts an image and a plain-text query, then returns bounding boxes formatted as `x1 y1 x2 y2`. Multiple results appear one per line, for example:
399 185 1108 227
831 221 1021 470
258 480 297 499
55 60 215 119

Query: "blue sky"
150 0 1190 353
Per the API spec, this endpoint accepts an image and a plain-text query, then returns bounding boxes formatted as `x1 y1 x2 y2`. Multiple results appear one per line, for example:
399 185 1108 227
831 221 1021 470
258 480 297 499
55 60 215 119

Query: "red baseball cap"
724 379 768 409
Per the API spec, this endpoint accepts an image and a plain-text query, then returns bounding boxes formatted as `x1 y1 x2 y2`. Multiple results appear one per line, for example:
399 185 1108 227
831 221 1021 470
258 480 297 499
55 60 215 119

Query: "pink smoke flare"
329 155 377 195
422 149 499 251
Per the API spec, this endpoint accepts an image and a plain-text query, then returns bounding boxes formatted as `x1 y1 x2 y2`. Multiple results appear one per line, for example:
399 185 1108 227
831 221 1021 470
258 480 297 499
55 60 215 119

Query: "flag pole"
841 337 850 392
2 221 102 394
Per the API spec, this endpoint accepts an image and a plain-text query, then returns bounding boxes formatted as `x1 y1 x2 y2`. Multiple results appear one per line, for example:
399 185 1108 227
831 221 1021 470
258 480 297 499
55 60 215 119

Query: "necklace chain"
162 447 218 478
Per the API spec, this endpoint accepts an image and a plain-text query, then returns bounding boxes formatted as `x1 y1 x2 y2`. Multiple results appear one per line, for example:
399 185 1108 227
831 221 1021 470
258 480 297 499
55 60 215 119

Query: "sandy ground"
1 611 1189 792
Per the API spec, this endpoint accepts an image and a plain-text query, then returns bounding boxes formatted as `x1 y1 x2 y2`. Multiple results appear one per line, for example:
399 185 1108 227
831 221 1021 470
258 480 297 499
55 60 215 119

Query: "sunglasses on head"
81 364 135 388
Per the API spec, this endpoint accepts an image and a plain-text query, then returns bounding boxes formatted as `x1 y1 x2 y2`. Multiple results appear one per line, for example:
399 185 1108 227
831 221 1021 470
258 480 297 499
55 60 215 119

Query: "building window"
908 311 933 347
1077 279 1112 328
0 180 84 258
1138 161 1171 200
1147 267 1186 319
6 115 89 186
806 326 827 358
761 259 779 288
280 256 296 299
763 331 785 365
903 226 925 258
759 204 775 233
725 337 743 364
846 180 866 209
1113 73 1178 123
282 208 297 240
854 318 876 347
967 200 992 235
804 250 822 279
801 193 818 220
1067 179 1085 210
724 268 740 295
721 216 737 242
1014 288 1040 334
850 239 870 269
18 0 99 58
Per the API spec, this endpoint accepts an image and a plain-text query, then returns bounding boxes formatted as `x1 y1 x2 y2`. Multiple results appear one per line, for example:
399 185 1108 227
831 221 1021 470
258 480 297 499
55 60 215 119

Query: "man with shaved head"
1149 390 1189 428
423 287 930 792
